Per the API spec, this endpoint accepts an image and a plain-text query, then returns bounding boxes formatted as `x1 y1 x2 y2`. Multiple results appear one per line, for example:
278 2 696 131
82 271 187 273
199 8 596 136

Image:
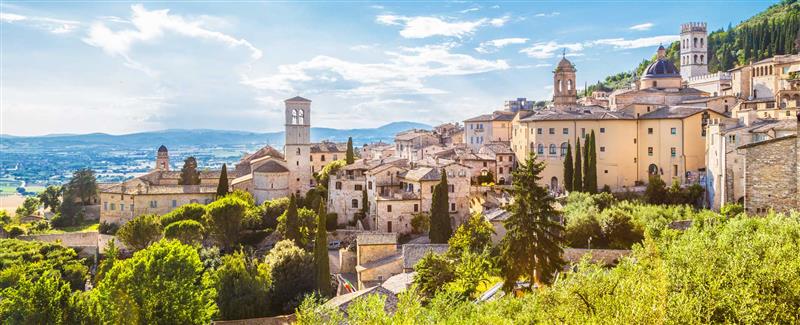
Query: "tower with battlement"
680 22 709 80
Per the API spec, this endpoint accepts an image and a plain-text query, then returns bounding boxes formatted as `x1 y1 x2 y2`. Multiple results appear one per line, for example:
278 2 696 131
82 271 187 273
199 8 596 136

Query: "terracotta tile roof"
285 96 311 102
253 161 290 173
310 141 347 153
638 106 707 119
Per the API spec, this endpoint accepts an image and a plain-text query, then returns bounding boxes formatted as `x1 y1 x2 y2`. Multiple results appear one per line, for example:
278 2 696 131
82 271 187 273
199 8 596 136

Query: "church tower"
553 52 577 108
156 145 169 171
284 96 313 194
680 22 708 79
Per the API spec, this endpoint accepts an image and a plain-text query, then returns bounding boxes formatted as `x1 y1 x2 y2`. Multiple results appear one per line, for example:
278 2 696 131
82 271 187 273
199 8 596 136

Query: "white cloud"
242 44 509 96
475 37 527 54
83 4 262 73
460 8 479 14
535 12 560 18
629 22 654 31
520 41 584 59
592 35 679 49
0 12 80 34
375 14 508 39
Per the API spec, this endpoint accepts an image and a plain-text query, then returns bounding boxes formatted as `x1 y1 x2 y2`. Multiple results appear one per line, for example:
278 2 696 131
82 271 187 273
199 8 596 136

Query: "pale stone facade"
394 130 440 163
463 111 515 150
740 115 799 214
680 22 709 79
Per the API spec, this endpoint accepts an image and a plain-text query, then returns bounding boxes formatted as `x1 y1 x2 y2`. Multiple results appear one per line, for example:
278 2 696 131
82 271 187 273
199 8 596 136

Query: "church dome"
643 57 680 78
556 57 575 72
158 145 168 153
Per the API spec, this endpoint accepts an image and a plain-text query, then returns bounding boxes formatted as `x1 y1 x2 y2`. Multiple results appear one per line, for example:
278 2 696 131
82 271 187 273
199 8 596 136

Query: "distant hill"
0 121 431 149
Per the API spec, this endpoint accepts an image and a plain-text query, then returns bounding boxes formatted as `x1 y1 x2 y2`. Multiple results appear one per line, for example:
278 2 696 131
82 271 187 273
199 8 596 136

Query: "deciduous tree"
204 196 248 251
116 214 162 251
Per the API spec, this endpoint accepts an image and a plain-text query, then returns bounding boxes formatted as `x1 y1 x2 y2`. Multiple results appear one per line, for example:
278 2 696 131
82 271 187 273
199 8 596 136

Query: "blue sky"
1 1 773 136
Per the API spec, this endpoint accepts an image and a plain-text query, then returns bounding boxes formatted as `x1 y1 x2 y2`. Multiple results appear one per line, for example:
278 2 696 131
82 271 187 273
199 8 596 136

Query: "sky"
0 1 775 136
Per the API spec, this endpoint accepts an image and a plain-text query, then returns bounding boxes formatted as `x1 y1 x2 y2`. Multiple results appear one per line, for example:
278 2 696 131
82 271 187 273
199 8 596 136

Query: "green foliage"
345 137 355 165
325 213 338 231
179 156 201 185
360 189 369 217
720 203 744 218
301 186 326 210
98 221 119 235
563 142 574 192
429 170 452 244
447 213 494 259
204 196 248 251
0 239 87 291
413 251 454 300
216 163 229 198
313 201 331 297
93 239 212 324
501 153 564 289
0 271 91 324
644 175 668 204
15 196 41 218
164 220 205 245
475 171 494 185
411 212 430 234
564 211 604 248
645 177 704 207
116 214 162 251
585 131 597 193
160 203 207 228
263 240 315 314
573 138 583 192
278 203 318 248
259 197 290 229
282 194 301 246
0 210 10 226
598 207 643 249
4 224 25 238
446 249 496 300
95 239 119 283
38 185 62 213
206 251 271 320
64 168 97 206
314 159 346 188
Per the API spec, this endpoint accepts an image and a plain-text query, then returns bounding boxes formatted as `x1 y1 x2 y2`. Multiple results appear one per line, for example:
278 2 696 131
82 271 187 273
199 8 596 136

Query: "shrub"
260 197 290 230
720 203 744 218
116 214 162 251
598 207 642 249
564 212 605 248
4 225 25 238
411 213 430 234
98 221 119 235
326 213 338 231
0 239 88 290
160 203 206 227
277 207 317 248
264 240 315 314
204 196 248 251
413 251 454 300
207 251 271 320
164 220 205 245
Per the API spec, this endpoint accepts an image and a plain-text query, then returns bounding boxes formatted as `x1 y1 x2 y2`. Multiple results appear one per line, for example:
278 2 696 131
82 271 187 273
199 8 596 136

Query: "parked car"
328 240 342 250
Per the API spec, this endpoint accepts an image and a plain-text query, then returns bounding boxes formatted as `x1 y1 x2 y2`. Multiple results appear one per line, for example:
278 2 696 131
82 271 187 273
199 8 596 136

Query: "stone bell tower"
680 22 708 79
156 145 169 171
553 51 577 108
284 96 313 194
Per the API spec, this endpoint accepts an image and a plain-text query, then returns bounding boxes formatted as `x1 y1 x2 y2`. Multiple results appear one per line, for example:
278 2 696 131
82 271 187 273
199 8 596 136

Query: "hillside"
586 0 799 94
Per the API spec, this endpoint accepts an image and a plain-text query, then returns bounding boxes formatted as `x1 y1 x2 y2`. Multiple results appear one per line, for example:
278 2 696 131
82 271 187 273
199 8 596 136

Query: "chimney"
742 110 758 127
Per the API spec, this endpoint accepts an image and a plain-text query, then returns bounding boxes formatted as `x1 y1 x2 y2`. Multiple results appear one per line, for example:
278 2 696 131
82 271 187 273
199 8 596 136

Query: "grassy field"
45 219 100 234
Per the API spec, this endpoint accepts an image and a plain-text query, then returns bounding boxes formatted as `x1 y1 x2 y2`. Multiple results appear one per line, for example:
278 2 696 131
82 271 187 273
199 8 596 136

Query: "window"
633 138 637 144
604 170 608 174
172 200 177 208
673 165 678 177
648 128 654 134
310 155 314 161
387 205 392 212
352 199 358 208
548 128 555 135
671 147 676 157
648 147 653 156
537 144 544 155
549 144 557 155
499 167 504 174
414 204 419 212
150 200 157 208
110 203 115 211
600 146 606 152
600 127 605 133
335 182 342 190
131 204 135 211
560 142 568 156
296 148 301 155
671 127 677 135
333 154 338 160
537 128 543 135
498 156 503 162
354 184 363 191
483 162 487 167
562 128 569 135
321 155 326 162
448 185 455 193
450 203 456 212
581 128 586 138
368 181 373 190
104 202 108 210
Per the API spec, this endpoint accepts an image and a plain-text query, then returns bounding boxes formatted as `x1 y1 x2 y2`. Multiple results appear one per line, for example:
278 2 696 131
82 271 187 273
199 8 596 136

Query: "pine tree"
216 163 229 198
178 157 201 185
345 137 355 165
285 194 301 246
563 142 573 192
500 152 565 290
587 131 598 193
314 200 330 297
429 170 452 244
572 138 583 192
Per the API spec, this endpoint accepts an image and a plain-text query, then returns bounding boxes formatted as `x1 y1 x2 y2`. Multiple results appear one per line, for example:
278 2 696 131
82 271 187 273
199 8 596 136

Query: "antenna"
562 48 566 58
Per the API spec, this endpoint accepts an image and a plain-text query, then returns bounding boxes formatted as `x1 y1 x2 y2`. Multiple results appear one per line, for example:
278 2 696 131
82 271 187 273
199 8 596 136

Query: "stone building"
327 157 407 226
705 114 797 210
504 97 535 112
393 130 440 163
680 22 709 79
310 141 347 175
463 110 515 150
739 113 800 214
729 54 800 121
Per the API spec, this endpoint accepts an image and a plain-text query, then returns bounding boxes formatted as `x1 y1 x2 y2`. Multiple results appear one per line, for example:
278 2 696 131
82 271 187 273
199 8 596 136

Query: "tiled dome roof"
643 58 680 78
158 145 168 153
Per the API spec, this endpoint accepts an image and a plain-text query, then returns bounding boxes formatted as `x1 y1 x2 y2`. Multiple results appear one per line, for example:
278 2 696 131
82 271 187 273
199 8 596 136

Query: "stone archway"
648 164 659 176
550 176 558 190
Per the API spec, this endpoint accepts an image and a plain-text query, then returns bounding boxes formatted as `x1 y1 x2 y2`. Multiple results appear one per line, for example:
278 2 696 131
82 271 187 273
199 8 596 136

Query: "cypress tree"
429 170 452 243
563 142 573 192
587 131 598 193
573 138 583 192
216 163 229 198
360 189 369 218
285 194 300 246
582 134 590 192
314 200 331 296
500 152 565 290
345 137 355 165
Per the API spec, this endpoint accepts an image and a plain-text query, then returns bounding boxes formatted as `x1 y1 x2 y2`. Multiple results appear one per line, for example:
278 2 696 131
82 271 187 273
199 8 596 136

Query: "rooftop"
357 232 398 246
402 244 449 269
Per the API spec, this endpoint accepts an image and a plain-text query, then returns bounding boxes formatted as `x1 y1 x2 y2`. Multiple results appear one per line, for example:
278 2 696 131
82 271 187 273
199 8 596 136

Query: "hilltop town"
2 16 800 324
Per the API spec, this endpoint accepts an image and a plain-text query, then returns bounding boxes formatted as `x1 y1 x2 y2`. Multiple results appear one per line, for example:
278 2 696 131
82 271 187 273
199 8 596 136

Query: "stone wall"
744 135 799 214
339 248 357 274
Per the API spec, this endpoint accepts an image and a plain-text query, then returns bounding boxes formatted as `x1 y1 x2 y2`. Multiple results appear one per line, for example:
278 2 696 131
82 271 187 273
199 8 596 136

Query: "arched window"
291 109 298 124
298 109 305 124
351 199 358 208
653 81 658 88
648 164 659 175
700 55 704 64
693 55 698 64
296 148 301 155
693 37 697 47
550 177 558 190
567 79 573 91
560 142 568 156
700 38 704 47
537 144 544 155
557 79 562 93
549 144 557 155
